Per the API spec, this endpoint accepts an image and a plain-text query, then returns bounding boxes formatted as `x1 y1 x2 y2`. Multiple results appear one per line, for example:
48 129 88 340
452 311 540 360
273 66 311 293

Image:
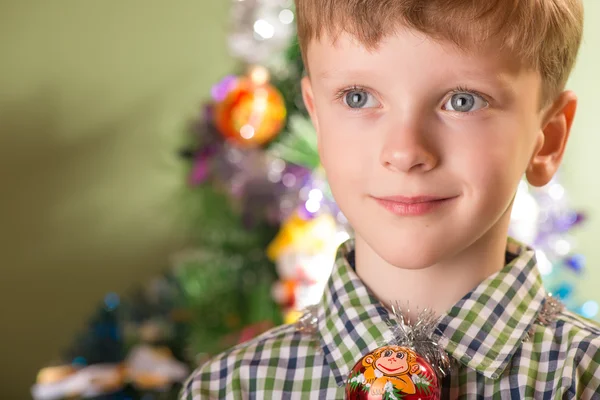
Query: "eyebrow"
316 69 376 81
456 72 519 101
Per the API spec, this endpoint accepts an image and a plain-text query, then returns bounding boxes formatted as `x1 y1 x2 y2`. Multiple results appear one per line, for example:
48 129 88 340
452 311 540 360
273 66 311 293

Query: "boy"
183 0 600 398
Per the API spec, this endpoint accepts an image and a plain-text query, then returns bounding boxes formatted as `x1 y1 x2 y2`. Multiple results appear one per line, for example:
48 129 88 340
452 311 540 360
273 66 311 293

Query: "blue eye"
443 92 487 113
343 90 380 109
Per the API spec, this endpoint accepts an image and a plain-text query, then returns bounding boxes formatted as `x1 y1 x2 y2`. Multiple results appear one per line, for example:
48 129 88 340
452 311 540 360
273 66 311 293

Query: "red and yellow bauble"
346 345 440 400
213 66 286 147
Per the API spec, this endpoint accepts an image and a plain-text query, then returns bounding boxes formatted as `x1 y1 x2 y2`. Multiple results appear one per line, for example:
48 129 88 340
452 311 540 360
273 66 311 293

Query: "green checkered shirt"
182 239 600 399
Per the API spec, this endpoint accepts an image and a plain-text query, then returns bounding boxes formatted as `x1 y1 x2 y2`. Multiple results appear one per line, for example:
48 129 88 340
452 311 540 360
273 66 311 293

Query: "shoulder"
554 309 600 350
553 310 600 397
180 323 313 400
556 309 600 352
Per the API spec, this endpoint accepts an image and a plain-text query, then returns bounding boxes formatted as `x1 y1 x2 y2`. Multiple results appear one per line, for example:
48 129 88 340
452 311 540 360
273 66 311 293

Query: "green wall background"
0 0 597 397
563 0 600 308
0 1 234 397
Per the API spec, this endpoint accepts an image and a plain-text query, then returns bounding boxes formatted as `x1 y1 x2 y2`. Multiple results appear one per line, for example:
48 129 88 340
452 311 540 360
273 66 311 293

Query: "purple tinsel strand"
189 145 219 185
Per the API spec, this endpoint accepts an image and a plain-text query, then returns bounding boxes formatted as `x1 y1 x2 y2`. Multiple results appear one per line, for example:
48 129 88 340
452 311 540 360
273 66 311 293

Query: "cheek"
448 120 532 187
376 358 389 367
447 123 534 222
317 112 372 188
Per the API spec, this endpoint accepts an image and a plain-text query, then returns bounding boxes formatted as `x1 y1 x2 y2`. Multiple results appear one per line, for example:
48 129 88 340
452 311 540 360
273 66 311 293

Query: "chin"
370 239 448 270
381 252 440 270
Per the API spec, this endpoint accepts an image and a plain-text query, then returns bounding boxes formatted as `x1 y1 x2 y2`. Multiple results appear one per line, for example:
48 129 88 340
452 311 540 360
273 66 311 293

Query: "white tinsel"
228 0 296 65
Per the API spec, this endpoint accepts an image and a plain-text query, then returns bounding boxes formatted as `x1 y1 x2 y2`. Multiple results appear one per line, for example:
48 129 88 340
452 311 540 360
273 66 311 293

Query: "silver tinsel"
295 304 319 335
229 0 296 65
536 295 565 326
388 303 452 380
524 294 565 342
295 302 452 379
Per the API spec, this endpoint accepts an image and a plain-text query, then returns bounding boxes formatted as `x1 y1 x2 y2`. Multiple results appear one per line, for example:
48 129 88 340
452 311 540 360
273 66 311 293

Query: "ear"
410 363 420 374
301 75 324 161
362 355 374 367
526 91 577 187
301 75 320 133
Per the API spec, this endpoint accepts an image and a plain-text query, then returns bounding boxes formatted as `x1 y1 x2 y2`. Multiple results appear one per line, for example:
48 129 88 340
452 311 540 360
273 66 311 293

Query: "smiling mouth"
372 195 457 216
379 365 403 372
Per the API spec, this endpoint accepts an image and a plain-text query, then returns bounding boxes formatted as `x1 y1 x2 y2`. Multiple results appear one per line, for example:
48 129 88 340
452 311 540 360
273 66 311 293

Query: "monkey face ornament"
346 345 440 400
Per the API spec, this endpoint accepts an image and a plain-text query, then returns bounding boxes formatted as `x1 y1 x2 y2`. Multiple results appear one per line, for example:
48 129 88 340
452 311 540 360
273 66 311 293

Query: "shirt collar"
434 238 547 379
317 239 394 386
317 238 547 386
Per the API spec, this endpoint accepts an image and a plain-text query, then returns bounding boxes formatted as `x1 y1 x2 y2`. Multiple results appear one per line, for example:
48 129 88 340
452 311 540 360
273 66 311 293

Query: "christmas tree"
32 1 597 398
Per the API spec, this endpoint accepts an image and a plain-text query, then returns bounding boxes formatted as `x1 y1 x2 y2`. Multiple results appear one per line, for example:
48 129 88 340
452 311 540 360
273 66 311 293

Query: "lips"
372 194 456 216
378 365 403 372
376 195 450 204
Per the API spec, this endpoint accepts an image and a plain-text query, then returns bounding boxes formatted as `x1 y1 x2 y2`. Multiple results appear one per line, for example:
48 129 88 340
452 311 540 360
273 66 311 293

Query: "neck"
354 213 511 321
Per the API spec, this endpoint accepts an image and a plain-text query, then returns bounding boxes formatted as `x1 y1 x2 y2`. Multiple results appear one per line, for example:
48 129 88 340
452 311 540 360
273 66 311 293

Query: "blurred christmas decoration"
33 0 597 398
228 0 296 65
31 279 192 400
32 345 189 400
213 66 287 147
267 212 348 323
510 178 597 320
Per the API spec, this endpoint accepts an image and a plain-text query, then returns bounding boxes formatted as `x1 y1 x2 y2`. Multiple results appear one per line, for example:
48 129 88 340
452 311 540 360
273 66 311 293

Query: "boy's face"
302 29 553 269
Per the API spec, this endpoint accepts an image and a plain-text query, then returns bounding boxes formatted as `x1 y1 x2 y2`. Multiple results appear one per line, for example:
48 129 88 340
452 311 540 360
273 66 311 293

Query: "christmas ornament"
344 306 449 400
295 304 449 399
31 345 189 399
31 364 125 400
214 66 286 147
35 365 77 386
346 345 439 400
125 344 189 390
267 213 344 316
266 212 338 260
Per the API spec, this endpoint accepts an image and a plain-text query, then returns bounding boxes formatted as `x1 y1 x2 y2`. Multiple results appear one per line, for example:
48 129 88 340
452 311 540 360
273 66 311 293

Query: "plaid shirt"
182 239 600 399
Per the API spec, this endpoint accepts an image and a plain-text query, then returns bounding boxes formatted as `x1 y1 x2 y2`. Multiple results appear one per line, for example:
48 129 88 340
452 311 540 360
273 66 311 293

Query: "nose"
379 120 438 173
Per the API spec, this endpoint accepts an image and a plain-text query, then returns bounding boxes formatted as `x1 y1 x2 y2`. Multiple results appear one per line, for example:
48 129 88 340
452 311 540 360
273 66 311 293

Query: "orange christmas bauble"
213 77 286 147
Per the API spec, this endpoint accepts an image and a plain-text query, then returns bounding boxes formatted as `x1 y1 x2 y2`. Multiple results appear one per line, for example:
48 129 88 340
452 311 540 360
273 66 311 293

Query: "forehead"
306 30 531 89
379 346 403 354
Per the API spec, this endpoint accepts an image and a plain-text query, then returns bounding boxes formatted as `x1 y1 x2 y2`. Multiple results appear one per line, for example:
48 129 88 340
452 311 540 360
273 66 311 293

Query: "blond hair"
295 0 584 103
